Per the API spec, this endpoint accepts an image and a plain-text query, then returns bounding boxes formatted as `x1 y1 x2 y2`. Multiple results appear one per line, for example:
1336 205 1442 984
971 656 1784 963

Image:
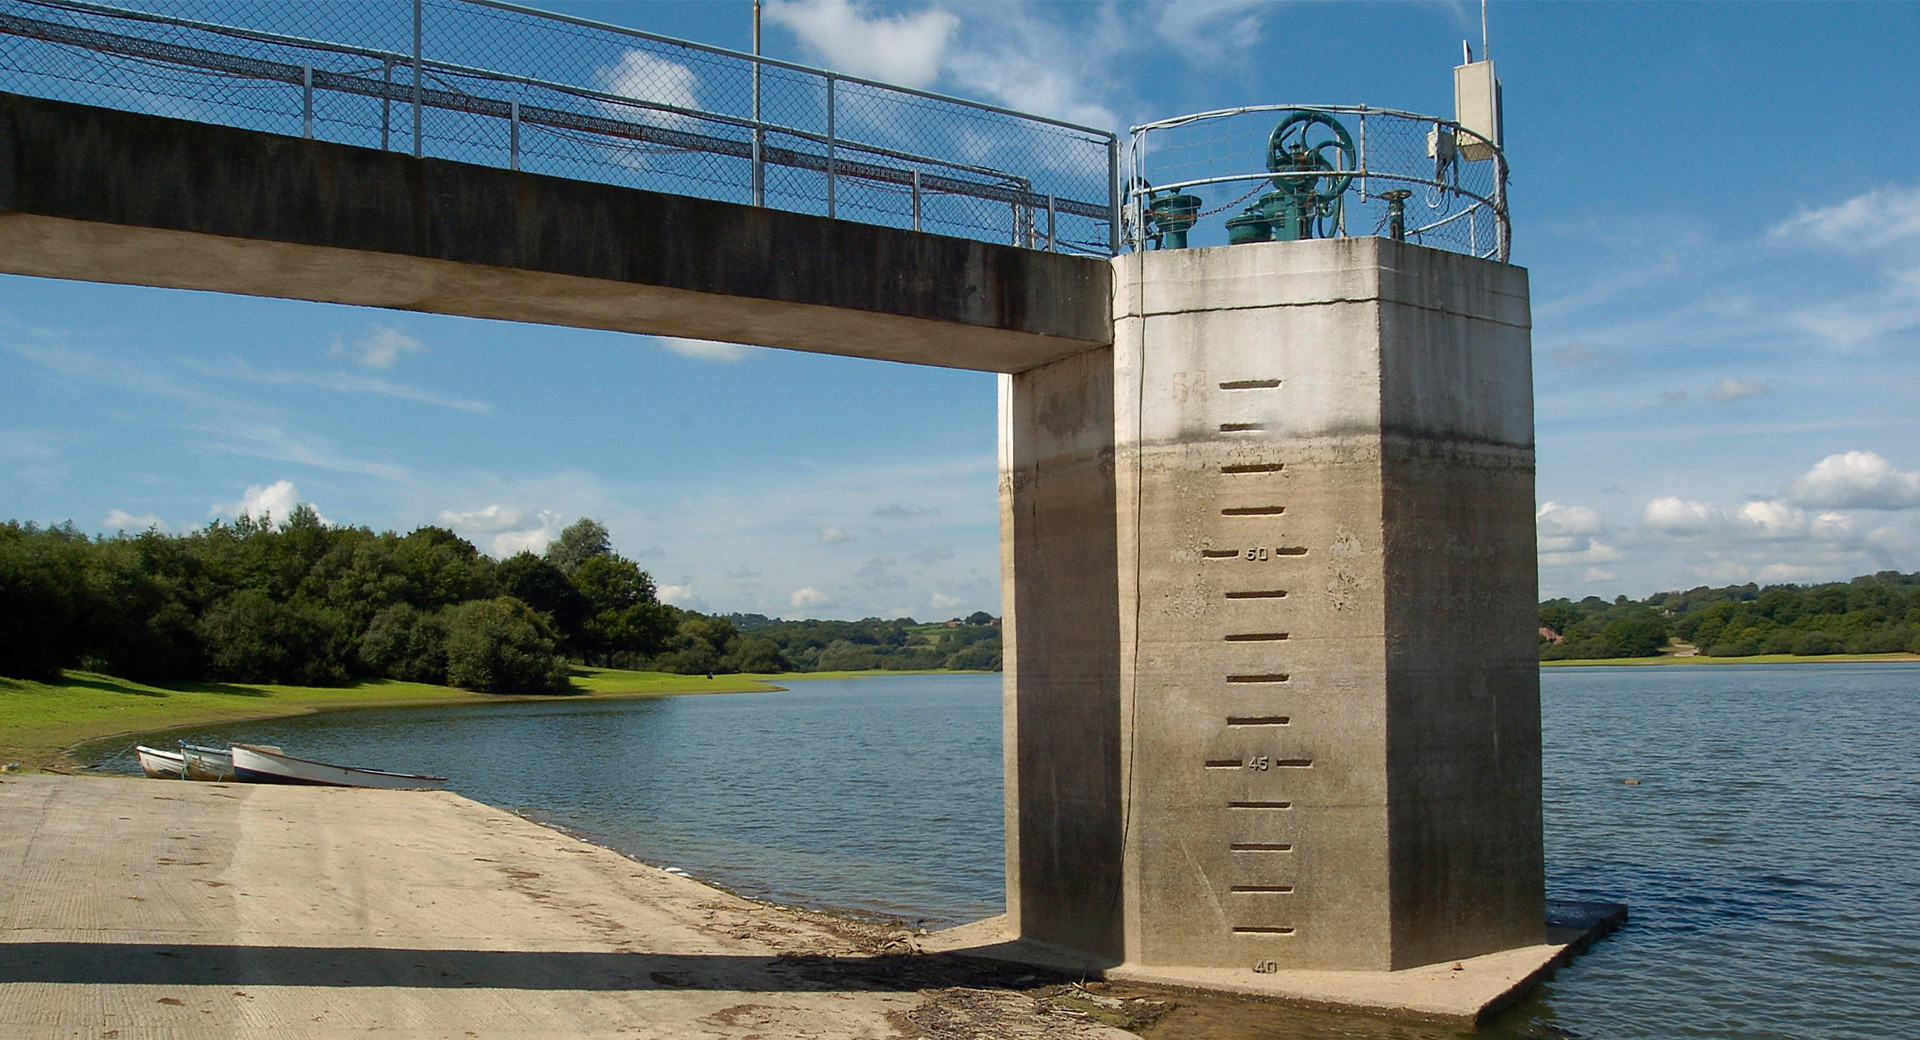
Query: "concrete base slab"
926 901 1626 1027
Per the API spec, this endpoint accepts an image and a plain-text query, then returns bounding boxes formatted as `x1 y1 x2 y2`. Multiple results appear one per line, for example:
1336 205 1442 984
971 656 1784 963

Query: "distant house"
1539 626 1563 644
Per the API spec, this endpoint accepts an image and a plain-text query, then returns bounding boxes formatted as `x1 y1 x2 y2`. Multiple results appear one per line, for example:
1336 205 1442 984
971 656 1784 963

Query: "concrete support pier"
977 236 1554 1018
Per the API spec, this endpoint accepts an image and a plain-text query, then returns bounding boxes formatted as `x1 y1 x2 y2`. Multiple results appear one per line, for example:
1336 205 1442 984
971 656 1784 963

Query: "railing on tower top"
1126 104 1510 262
0 0 1122 256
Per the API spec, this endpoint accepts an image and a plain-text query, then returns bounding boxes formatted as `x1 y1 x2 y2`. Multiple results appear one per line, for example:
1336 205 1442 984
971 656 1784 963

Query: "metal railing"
1126 104 1510 262
0 0 1121 254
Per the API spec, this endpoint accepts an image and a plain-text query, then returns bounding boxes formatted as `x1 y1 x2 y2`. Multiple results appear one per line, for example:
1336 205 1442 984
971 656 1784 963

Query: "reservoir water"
101 664 1920 1039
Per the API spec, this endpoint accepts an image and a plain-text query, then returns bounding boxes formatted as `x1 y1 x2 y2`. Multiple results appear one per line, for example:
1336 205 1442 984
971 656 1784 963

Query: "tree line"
0 513 1002 693
1541 570 1920 660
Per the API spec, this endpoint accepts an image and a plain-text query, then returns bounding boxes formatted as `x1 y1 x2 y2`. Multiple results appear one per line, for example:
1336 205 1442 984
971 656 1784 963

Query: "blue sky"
5 1 1919 614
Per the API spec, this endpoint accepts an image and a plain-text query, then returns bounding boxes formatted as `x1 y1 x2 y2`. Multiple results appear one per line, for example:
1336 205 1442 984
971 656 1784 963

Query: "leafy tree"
1544 571 1920 660
443 597 570 694
393 526 495 607
966 610 994 626
572 554 674 664
77 533 200 681
497 551 589 648
0 521 88 678
544 518 611 575
1601 614 1670 658
722 636 788 673
357 603 449 684
197 589 348 685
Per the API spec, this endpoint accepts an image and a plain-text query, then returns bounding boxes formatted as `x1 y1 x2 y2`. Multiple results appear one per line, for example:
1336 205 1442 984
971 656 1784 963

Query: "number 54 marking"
1172 371 1207 403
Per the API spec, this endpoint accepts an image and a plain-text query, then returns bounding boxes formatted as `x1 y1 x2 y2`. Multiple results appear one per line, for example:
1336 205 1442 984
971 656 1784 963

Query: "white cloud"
656 337 753 362
1151 1 1267 60
1768 185 1920 348
764 0 958 89
1707 378 1771 402
942 13 1119 129
658 584 703 608
790 586 832 609
1642 497 1720 535
436 504 564 557
928 592 963 610
769 0 1121 129
1770 184 1920 254
185 355 490 413
818 526 850 543
1785 450 1920 510
1735 498 1805 538
103 509 165 532
1536 502 1622 566
214 480 326 527
599 49 700 125
1537 501 1604 538
330 325 422 370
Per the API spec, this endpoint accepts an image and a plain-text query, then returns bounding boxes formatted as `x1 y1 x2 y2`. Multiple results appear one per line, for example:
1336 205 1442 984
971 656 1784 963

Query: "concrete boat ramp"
0 776 1619 1037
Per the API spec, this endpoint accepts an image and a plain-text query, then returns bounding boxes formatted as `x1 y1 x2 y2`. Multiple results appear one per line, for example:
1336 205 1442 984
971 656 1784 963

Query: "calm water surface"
102 665 1920 1039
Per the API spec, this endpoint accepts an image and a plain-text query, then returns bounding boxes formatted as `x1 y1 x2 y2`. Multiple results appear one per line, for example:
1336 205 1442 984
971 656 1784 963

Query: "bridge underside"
0 92 1111 373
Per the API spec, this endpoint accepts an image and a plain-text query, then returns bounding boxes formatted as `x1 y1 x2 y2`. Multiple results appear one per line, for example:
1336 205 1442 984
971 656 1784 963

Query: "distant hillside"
1541 571 1920 660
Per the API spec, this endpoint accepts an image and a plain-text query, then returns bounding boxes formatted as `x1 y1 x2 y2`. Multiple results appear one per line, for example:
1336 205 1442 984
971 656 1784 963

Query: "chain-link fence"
0 0 1121 255
1126 105 1509 262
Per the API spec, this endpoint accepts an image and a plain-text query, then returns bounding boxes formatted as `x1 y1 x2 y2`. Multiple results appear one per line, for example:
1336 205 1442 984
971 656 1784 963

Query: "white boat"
229 744 447 790
135 745 185 779
178 743 280 782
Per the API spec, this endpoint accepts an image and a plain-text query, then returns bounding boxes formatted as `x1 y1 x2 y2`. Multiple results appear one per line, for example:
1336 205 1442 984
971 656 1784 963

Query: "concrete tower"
998 235 1542 978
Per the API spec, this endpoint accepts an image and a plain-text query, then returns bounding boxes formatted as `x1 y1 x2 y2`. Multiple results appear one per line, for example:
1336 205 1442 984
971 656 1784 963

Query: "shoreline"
0 667 995 772
0 774 1154 1039
1541 651 1920 668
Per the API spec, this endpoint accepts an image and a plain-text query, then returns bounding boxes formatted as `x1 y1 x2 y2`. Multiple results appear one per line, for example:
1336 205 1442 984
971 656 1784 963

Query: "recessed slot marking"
1224 590 1287 600
1220 422 1266 433
1226 674 1290 684
1230 842 1294 851
1205 759 1244 769
1201 549 1242 559
1230 886 1295 894
1226 716 1290 727
1232 926 1295 935
1227 801 1292 809
1271 759 1314 768
1221 506 1286 516
1224 633 1288 642
1220 379 1282 390
1222 463 1285 474
1274 547 1308 556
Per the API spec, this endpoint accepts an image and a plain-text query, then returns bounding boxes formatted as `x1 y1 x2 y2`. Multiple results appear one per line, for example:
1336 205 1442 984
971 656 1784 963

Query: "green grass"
1542 652 1920 667
0 667 780 771
742 668 984 681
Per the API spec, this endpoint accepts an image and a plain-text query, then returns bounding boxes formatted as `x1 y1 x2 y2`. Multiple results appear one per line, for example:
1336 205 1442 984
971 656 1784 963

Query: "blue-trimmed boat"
230 744 446 790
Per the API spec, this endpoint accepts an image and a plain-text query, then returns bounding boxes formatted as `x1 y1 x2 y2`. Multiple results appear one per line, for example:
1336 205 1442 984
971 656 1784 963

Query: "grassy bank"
0 667 780 771
1 666 996 771
1542 652 1920 667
